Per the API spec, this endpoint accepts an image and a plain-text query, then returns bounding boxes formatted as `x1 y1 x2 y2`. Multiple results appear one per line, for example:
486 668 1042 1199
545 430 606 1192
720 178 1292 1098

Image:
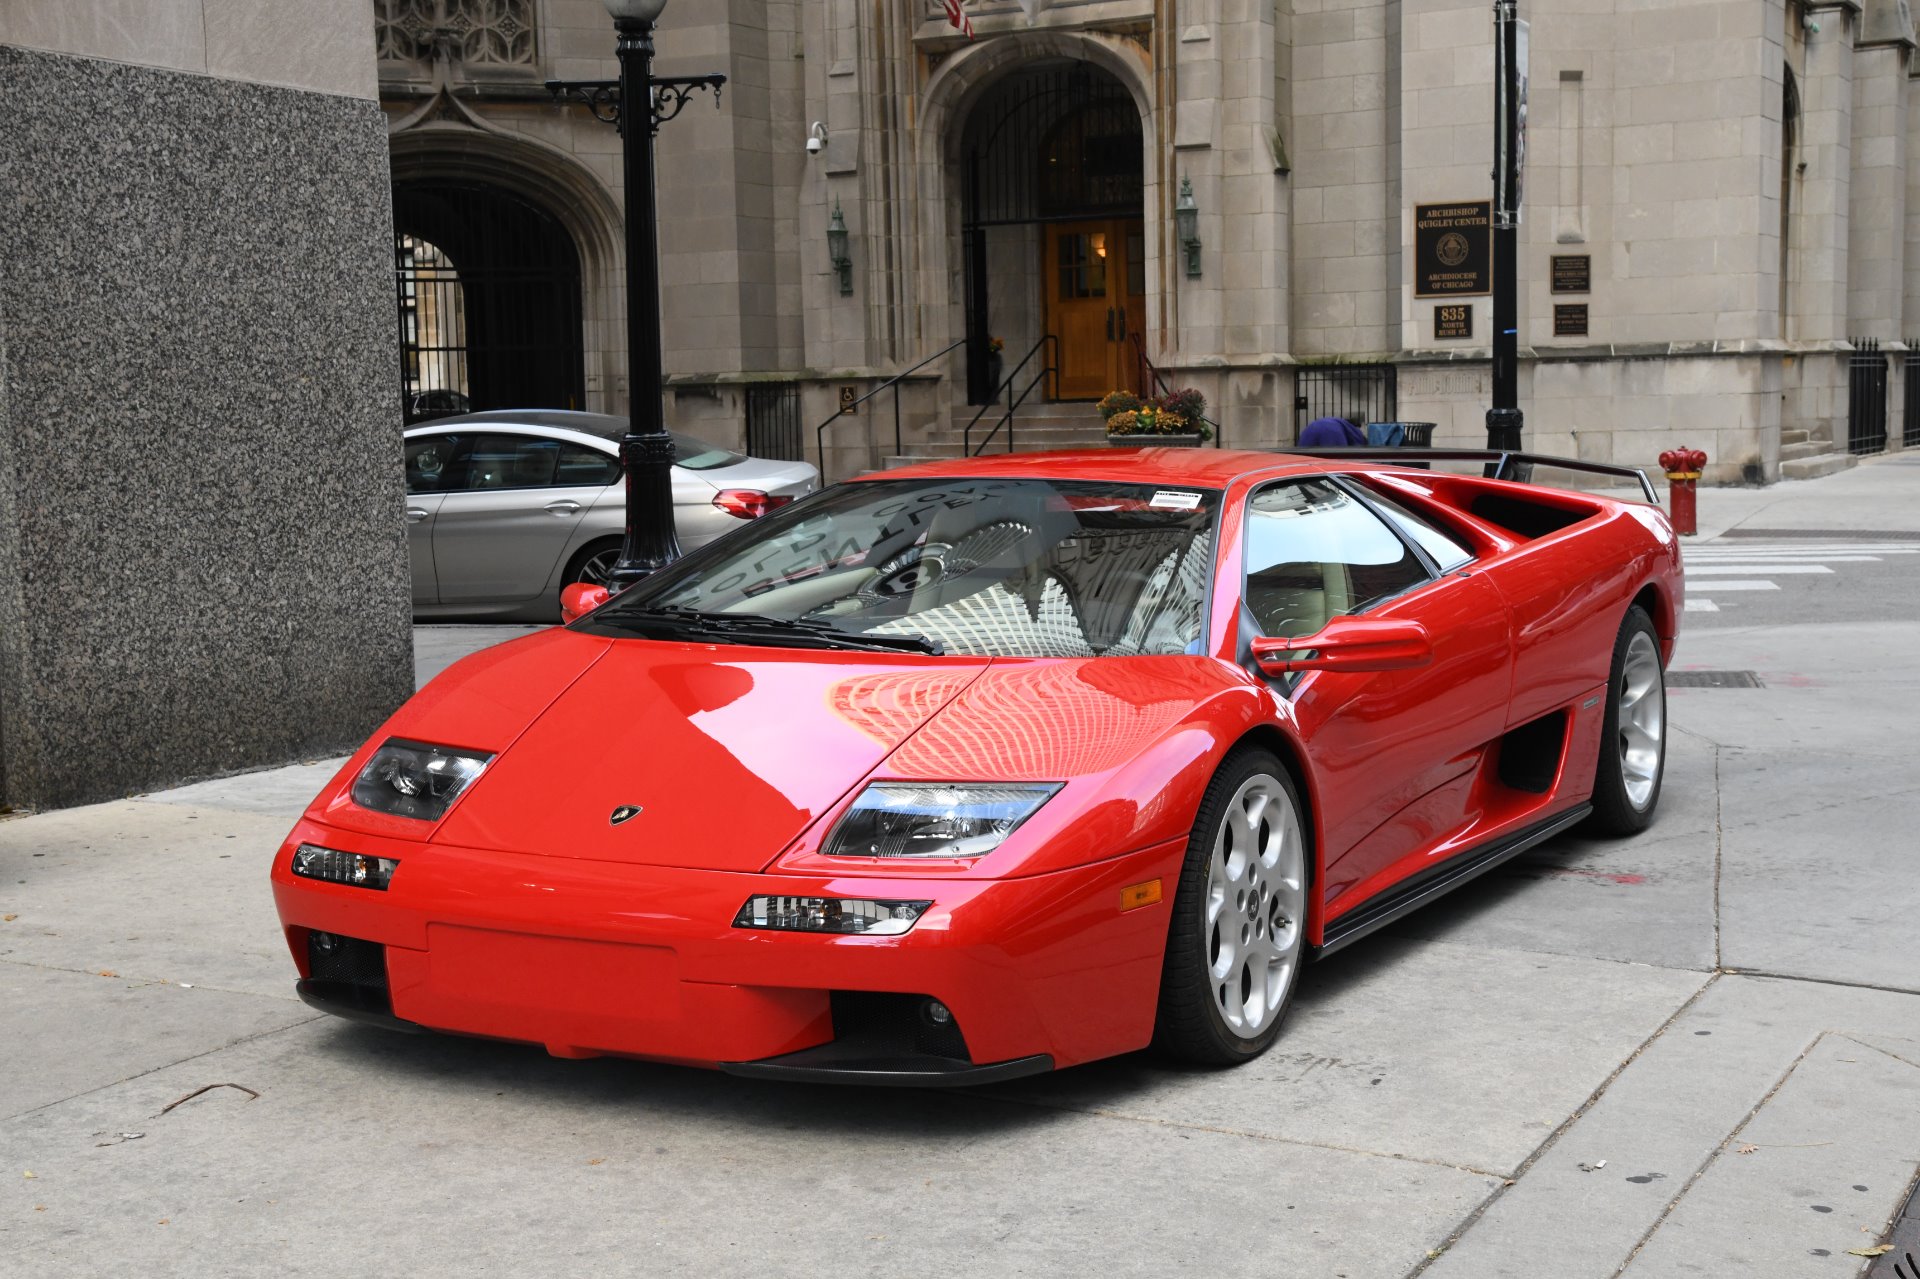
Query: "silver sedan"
404 410 819 621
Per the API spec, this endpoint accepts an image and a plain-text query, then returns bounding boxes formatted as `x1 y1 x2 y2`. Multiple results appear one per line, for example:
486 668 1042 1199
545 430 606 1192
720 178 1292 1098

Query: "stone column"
1291 0 1400 358
1846 37 1911 339
0 4 412 810
653 1 789 377
1791 7 1855 344
1167 0 1287 444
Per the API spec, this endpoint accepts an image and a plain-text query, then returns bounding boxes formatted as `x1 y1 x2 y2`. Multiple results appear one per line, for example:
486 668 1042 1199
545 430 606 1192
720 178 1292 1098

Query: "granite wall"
0 45 413 810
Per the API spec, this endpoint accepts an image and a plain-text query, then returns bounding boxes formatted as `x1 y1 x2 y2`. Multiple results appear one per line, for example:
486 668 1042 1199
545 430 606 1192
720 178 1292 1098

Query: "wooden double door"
1044 218 1146 401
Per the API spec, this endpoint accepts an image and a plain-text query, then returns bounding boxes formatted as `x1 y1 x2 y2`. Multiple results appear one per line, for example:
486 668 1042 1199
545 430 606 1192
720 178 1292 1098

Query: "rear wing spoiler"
1277 448 1660 504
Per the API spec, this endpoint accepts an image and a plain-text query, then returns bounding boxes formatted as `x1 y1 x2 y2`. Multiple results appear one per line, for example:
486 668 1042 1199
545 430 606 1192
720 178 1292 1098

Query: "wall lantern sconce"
1175 177 1202 278
827 199 853 296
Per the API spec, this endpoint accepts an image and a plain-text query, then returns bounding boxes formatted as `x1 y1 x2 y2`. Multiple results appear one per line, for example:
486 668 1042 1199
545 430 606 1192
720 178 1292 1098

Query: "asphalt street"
3 457 1918 1277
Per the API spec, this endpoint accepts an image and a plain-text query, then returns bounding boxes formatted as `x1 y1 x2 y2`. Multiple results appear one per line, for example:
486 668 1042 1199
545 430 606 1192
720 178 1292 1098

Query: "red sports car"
272 448 1681 1084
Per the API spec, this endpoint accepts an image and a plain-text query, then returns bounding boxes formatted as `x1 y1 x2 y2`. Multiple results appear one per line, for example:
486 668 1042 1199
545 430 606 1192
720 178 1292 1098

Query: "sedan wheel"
565 539 622 590
1584 605 1667 836
1155 750 1309 1064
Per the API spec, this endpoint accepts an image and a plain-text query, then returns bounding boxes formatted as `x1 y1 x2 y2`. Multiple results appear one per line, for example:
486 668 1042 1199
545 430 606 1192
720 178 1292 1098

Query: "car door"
402 433 459 606
1239 477 1512 916
432 432 597 605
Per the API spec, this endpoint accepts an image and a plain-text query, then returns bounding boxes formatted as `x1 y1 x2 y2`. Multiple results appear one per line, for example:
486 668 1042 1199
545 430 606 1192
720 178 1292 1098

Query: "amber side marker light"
1120 880 1162 911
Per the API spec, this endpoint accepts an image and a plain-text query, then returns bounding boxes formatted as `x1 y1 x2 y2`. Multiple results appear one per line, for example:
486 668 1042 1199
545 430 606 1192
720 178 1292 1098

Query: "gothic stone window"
376 0 537 70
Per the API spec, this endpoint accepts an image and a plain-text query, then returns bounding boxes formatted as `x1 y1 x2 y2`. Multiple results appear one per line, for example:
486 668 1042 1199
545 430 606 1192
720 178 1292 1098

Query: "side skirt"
1313 804 1593 957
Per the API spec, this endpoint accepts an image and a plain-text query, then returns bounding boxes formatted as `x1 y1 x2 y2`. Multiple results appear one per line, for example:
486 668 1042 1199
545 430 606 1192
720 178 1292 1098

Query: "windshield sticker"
1149 490 1203 511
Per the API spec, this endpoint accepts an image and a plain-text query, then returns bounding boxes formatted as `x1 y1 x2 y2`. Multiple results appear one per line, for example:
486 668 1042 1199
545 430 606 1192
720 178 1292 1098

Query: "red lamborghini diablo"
272 448 1682 1084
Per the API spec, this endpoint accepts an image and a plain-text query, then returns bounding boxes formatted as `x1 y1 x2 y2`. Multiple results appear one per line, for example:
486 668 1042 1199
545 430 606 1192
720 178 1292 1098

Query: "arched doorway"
960 63 1145 403
391 182 584 422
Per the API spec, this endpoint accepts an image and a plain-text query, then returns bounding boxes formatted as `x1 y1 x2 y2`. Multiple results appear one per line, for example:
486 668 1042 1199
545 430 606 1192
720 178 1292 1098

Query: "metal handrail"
963 335 1058 456
1129 332 1224 445
813 337 966 471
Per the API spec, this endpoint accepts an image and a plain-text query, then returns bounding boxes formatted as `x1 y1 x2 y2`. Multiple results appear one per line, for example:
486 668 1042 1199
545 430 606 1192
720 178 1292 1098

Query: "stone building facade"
0 2 413 809
385 0 1918 484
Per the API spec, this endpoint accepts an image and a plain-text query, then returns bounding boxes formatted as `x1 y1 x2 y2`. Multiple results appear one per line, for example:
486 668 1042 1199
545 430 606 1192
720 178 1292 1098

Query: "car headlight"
820 782 1062 859
348 739 491 822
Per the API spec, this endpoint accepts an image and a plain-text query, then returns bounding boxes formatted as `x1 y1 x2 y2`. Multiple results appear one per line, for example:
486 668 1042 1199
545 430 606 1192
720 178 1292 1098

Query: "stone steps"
924 401 1113 457
1779 439 1826 462
1780 451 1859 481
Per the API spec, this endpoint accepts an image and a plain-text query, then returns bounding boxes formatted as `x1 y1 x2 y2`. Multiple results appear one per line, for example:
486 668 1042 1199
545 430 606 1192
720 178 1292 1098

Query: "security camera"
806 122 828 156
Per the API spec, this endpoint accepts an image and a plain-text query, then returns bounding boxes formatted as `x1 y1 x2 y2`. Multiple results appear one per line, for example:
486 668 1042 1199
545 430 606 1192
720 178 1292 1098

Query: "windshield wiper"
600 606 945 656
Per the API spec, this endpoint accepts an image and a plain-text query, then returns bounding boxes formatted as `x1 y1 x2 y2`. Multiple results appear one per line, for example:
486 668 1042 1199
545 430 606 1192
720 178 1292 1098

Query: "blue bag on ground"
1366 421 1408 447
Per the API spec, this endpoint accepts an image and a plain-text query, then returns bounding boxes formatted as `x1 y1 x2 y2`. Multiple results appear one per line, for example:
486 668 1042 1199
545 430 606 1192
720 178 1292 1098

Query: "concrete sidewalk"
3 461 1918 1277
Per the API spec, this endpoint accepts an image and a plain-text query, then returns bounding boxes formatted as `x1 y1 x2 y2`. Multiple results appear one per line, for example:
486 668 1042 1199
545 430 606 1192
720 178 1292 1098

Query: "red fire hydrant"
1658 447 1708 537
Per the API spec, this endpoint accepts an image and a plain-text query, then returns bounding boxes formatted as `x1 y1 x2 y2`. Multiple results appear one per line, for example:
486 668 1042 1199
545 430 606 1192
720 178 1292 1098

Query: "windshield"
586 478 1220 658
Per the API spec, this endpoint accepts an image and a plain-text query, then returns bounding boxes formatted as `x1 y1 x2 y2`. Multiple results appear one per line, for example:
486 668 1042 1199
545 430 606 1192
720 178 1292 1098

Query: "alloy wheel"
1618 629 1665 810
1205 773 1307 1040
574 547 620 587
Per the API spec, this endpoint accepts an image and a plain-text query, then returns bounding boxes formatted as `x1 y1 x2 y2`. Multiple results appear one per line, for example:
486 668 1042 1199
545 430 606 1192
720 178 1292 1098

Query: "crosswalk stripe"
1686 580 1780 592
1687 564 1835 575
1686 551 1893 559
1684 599 1720 612
1693 545 1920 554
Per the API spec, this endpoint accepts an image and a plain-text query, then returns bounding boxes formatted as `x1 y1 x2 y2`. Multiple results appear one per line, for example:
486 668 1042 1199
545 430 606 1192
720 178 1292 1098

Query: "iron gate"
745 383 803 461
392 183 584 423
1906 342 1920 449
1848 337 1888 456
1294 365 1399 443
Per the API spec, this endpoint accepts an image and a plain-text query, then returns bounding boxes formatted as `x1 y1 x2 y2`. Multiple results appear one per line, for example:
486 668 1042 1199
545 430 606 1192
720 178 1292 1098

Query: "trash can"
1364 421 1435 447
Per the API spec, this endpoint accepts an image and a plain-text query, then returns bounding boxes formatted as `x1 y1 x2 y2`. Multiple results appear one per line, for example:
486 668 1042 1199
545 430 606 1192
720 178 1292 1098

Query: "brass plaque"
1435 304 1473 340
1551 254 1591 294
1553 303 1589 337
1414 201 1492 297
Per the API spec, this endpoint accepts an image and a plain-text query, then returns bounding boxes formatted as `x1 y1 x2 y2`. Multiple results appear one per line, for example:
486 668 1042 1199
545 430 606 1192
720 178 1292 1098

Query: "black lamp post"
1486 0 1526 452
548 0 726 590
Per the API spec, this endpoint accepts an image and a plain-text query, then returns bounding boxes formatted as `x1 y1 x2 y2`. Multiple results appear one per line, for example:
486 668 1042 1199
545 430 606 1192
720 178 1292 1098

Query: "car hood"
431 642 989 870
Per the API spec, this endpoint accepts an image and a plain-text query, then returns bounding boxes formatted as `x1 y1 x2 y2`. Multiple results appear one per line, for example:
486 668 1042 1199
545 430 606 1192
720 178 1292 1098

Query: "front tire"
1153 750 1310 1065
1583 606 1666 836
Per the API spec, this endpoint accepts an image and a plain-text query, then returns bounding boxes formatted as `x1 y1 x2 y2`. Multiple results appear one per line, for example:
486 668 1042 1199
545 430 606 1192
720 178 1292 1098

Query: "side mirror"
1250 616 1433 676
559 583 611 625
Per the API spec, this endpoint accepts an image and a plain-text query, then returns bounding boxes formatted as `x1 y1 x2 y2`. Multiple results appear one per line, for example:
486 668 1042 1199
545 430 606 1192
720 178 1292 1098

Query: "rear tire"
561 537 622 597
1583 606 1666 836
1153 750 1310 1066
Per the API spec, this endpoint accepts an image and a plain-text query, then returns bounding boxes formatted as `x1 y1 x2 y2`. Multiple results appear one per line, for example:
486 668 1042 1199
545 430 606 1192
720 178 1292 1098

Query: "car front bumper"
270 818 1184 1081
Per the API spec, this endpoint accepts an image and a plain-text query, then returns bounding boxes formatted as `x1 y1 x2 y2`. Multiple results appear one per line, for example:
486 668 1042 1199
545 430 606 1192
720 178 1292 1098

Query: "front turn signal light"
732 896 930 936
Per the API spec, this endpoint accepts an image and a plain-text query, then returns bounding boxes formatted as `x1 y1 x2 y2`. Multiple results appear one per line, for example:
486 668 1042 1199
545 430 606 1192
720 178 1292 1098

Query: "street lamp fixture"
1175 177 1202 278
546 0 727 590
827 200 853 296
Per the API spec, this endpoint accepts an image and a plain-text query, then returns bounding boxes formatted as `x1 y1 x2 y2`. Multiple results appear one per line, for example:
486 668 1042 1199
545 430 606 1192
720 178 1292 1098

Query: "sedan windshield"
589 478 1220 658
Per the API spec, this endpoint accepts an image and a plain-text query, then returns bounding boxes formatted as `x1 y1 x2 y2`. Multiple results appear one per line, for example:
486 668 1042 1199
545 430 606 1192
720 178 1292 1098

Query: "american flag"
944 0 974 39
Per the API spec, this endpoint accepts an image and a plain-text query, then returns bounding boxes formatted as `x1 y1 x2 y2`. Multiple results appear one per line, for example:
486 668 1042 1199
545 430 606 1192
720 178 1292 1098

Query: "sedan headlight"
349 739 491 822
821 782 1061 860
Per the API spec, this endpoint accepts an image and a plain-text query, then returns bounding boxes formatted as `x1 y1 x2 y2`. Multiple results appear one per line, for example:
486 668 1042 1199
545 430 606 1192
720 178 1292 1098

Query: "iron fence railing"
745 383 803 462
1905 342 1920 449
1295 365 1398 444
1848 336 1889 456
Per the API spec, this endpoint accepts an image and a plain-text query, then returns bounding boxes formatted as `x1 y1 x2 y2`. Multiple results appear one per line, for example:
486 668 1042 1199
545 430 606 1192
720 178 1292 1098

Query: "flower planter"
1107 433 1205 448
